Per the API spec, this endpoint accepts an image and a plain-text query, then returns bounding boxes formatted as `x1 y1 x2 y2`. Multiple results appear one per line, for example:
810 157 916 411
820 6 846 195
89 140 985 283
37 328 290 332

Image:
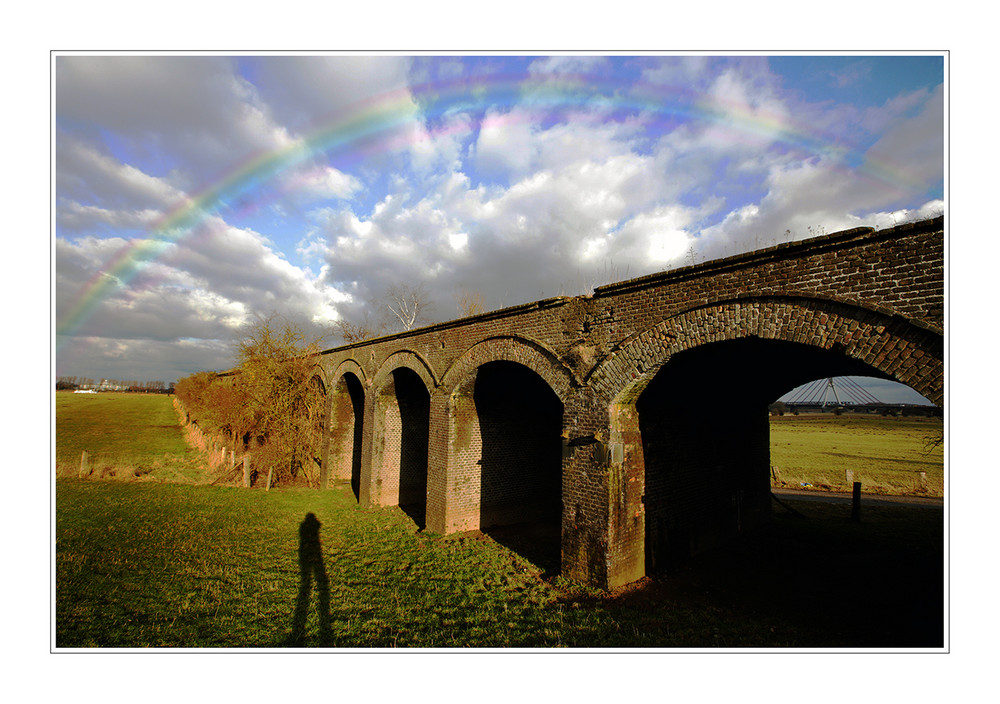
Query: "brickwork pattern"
592 296 944 406
446 376 483 532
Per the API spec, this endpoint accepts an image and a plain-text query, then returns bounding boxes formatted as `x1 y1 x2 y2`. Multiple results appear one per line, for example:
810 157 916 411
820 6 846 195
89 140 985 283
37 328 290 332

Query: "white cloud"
56 136 185 213
824 61 873 89
244 55 413 132
696 156 858 257
473 107 647 186
630 207 697 264
448 232 469 251
56 56 292 186
473 109 538 179
858 200 945 230
407 111 475 175
578 204 698 267
527 55 612 76
58 201 162 232
57 214 348 354
862 84 943 196
56 335 237 382
641 55 714 87
860 86 936 134
697 66 792 152
282 164 363 201
310 146 714 319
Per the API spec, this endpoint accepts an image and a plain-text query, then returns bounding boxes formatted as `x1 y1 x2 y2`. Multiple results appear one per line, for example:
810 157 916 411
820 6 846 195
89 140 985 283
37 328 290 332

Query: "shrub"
174 315 327 487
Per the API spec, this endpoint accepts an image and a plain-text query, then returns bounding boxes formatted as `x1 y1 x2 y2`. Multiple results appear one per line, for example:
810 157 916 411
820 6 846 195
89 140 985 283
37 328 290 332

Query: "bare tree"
333 312 385 344
455 287 486 317
379 282 434 332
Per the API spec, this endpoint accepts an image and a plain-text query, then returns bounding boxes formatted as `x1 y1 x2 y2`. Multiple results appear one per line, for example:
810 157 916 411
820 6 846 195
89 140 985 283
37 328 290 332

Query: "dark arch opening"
474 361 563 575
638 337 895 573
635 337 943 646
379 367 430 528
330 372 365 501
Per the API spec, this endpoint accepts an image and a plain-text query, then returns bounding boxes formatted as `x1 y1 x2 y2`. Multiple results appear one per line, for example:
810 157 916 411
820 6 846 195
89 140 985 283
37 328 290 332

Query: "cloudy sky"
53 53 944 400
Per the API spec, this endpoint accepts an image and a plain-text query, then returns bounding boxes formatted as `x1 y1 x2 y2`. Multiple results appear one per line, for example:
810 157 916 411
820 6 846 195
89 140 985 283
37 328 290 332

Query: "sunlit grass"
55 392 207 482
770 414 944 496
55 479 943 649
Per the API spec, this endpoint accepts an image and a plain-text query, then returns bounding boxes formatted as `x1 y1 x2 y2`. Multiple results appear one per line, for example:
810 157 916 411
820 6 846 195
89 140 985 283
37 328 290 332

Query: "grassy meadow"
56 479 943 648
55 391 206 482
54 392 945 648
769 413 944 496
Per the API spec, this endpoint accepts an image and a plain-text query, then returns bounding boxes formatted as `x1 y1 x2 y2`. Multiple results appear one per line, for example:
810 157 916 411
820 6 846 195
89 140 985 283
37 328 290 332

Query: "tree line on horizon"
56 376 173 393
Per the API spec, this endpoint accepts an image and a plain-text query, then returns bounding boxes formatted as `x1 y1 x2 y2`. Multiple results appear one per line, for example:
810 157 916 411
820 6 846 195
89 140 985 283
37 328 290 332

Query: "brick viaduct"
311 216 944 589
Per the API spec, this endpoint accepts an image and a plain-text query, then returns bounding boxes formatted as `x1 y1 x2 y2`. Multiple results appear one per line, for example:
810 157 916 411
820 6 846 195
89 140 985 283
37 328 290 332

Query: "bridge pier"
424 387 451 535
368 368 431 518
437 373 482 533
356 382 377 507
606 401 647 588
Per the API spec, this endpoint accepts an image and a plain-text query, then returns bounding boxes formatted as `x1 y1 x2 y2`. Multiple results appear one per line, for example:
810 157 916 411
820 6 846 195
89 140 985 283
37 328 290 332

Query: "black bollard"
851 481 861 521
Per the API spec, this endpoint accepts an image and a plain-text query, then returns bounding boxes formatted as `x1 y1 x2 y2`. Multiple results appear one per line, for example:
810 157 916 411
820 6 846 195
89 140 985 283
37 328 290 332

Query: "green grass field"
54 393 944 648
56 479 942 648
55 392 206 482
769 414 944 496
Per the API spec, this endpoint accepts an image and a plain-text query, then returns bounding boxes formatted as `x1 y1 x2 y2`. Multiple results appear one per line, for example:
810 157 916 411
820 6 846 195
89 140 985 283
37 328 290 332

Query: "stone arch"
308 365 328 393
326 358 367 499
369 351 435 527
592 295 943 408
593 296 944 586
439 336 567 572
372 350 439 393
329 358 368 388
441 335 576 403
307 368 329 483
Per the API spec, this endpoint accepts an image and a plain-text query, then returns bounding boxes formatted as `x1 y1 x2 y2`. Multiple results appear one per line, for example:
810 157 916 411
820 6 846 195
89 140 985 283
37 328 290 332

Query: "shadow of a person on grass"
287 512 332 646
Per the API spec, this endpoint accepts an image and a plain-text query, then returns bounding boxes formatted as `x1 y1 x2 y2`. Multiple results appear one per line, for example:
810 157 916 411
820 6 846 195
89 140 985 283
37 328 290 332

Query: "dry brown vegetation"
174 315 327 487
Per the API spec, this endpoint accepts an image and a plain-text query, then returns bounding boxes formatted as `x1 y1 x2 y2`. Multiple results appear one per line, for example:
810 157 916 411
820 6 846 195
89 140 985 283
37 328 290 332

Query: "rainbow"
56 67 933 349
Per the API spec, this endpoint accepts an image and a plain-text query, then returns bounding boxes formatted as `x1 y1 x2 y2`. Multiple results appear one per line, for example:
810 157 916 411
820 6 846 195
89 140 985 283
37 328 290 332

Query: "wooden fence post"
79 450 89 478
243 455 251 488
